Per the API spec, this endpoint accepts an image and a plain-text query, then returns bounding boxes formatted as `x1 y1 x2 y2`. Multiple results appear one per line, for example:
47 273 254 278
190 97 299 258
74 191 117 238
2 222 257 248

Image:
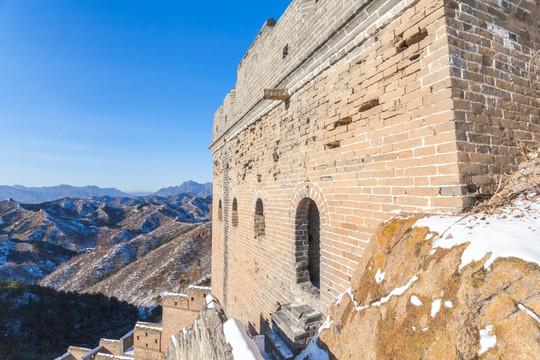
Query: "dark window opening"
283 44 289 59
295 198 321 289
232 198 239 226
218 200 223 221
254 198 265 237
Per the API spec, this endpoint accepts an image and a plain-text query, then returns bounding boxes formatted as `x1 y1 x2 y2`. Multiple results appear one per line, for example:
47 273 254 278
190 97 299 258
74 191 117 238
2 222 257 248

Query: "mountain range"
0 181 213 204
0 193 212 305
154 181 213 197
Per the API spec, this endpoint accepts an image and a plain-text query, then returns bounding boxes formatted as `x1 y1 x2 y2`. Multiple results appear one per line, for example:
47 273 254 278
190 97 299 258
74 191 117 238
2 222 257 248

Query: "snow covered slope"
0 194 212 284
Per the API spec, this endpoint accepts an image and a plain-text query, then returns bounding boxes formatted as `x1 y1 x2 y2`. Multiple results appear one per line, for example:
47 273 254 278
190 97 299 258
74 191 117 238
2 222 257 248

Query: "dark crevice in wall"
358 99 380 112
397 28 428 51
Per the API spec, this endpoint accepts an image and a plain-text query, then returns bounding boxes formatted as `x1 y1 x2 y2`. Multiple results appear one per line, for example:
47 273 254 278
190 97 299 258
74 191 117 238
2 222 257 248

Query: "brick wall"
210 0 540 332
445 0 540 198
134 323 162 360
67 347 92 360
99 339 121 356
161 288 210 352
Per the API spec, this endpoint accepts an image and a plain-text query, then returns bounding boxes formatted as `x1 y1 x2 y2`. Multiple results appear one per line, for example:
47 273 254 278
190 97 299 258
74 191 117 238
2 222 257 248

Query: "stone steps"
270 303 323 356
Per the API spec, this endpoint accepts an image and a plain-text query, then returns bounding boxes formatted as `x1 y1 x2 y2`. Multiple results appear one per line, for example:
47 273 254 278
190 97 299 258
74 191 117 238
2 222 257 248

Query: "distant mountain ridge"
0 185 133 204
0 181 212 203
155 181 212 197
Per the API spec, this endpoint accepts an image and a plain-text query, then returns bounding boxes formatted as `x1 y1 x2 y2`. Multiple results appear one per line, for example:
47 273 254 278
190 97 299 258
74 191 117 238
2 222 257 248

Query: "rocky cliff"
313 195 540 359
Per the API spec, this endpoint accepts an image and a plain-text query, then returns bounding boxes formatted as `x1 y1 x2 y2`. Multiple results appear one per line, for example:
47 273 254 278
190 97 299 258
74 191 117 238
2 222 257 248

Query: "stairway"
263 303 323 360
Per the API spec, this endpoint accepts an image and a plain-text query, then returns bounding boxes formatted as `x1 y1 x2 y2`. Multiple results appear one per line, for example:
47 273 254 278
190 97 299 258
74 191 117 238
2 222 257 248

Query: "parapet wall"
66 346 92 360
99 330 133 356
161 287 211 353
213 0 387 143
134 322 162 360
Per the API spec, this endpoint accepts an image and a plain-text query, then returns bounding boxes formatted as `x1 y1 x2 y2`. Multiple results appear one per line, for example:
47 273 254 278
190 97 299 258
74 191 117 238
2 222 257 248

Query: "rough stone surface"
165 296 234 360
318 215 540 359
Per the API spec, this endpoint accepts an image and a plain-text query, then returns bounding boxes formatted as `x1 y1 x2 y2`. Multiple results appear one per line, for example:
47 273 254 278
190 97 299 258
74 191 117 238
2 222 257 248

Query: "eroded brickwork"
211 0 539 332
445 0 540 197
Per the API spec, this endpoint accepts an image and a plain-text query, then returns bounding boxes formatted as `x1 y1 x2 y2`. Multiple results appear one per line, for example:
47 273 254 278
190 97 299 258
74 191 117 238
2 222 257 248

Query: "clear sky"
0 0 291 192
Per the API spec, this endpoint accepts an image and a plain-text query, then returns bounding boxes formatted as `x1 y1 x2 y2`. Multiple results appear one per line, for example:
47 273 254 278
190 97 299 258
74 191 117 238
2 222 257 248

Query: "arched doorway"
295 198 320 288
254 198 265 237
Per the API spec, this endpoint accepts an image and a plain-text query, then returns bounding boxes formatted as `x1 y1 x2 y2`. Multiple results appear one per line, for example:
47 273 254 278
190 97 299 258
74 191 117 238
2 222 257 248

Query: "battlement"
161 286 211 311
212 0 345 143
99 330 133 357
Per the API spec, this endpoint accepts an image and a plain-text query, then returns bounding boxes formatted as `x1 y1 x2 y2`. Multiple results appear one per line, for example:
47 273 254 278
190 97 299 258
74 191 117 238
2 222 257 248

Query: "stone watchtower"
210 0 539 342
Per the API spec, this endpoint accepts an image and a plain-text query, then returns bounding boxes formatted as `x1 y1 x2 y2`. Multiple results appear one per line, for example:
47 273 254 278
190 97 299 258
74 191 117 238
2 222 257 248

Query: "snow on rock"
318 196 540 359
410 295 422 306
431 299 442 318
375 268 385 283
223 318 264 360
518 304 540 323
478 325 497 356
414 196 540 271
372 276 418 307
294 316 332 360
345 276 418 311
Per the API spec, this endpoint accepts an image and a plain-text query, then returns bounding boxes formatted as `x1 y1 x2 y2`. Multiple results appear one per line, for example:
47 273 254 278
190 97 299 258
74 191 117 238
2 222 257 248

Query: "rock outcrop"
166 295 263 360
317 201 540 359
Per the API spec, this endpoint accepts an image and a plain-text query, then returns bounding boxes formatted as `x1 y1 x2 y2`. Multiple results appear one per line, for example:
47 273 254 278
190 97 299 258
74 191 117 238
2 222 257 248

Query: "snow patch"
478 325 497 356
206 294 222 312
372 276 418 307
518 304 540 323
410 295 422 306
431 299 442 318
414 198 540 270
375 268 385 284
294 316 332 360
346 276 418 311
223 318 264 360
444 301 453 308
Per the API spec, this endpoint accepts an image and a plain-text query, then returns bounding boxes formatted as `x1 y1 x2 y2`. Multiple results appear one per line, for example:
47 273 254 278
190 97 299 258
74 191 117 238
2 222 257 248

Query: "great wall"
58 0 539 359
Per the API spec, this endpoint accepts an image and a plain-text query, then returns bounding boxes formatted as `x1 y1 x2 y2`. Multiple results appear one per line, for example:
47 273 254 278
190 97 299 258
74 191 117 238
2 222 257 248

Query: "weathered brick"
208 0 539 334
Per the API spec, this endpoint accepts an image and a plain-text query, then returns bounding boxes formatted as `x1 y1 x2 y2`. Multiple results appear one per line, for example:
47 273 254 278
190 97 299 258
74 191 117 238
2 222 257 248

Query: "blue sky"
0 0 290 192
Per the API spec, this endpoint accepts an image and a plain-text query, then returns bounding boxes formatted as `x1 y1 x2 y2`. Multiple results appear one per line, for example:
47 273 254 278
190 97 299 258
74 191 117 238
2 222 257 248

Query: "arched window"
218 200 223 221
254 199 265 237
232 198 239 227
295 198 320 288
